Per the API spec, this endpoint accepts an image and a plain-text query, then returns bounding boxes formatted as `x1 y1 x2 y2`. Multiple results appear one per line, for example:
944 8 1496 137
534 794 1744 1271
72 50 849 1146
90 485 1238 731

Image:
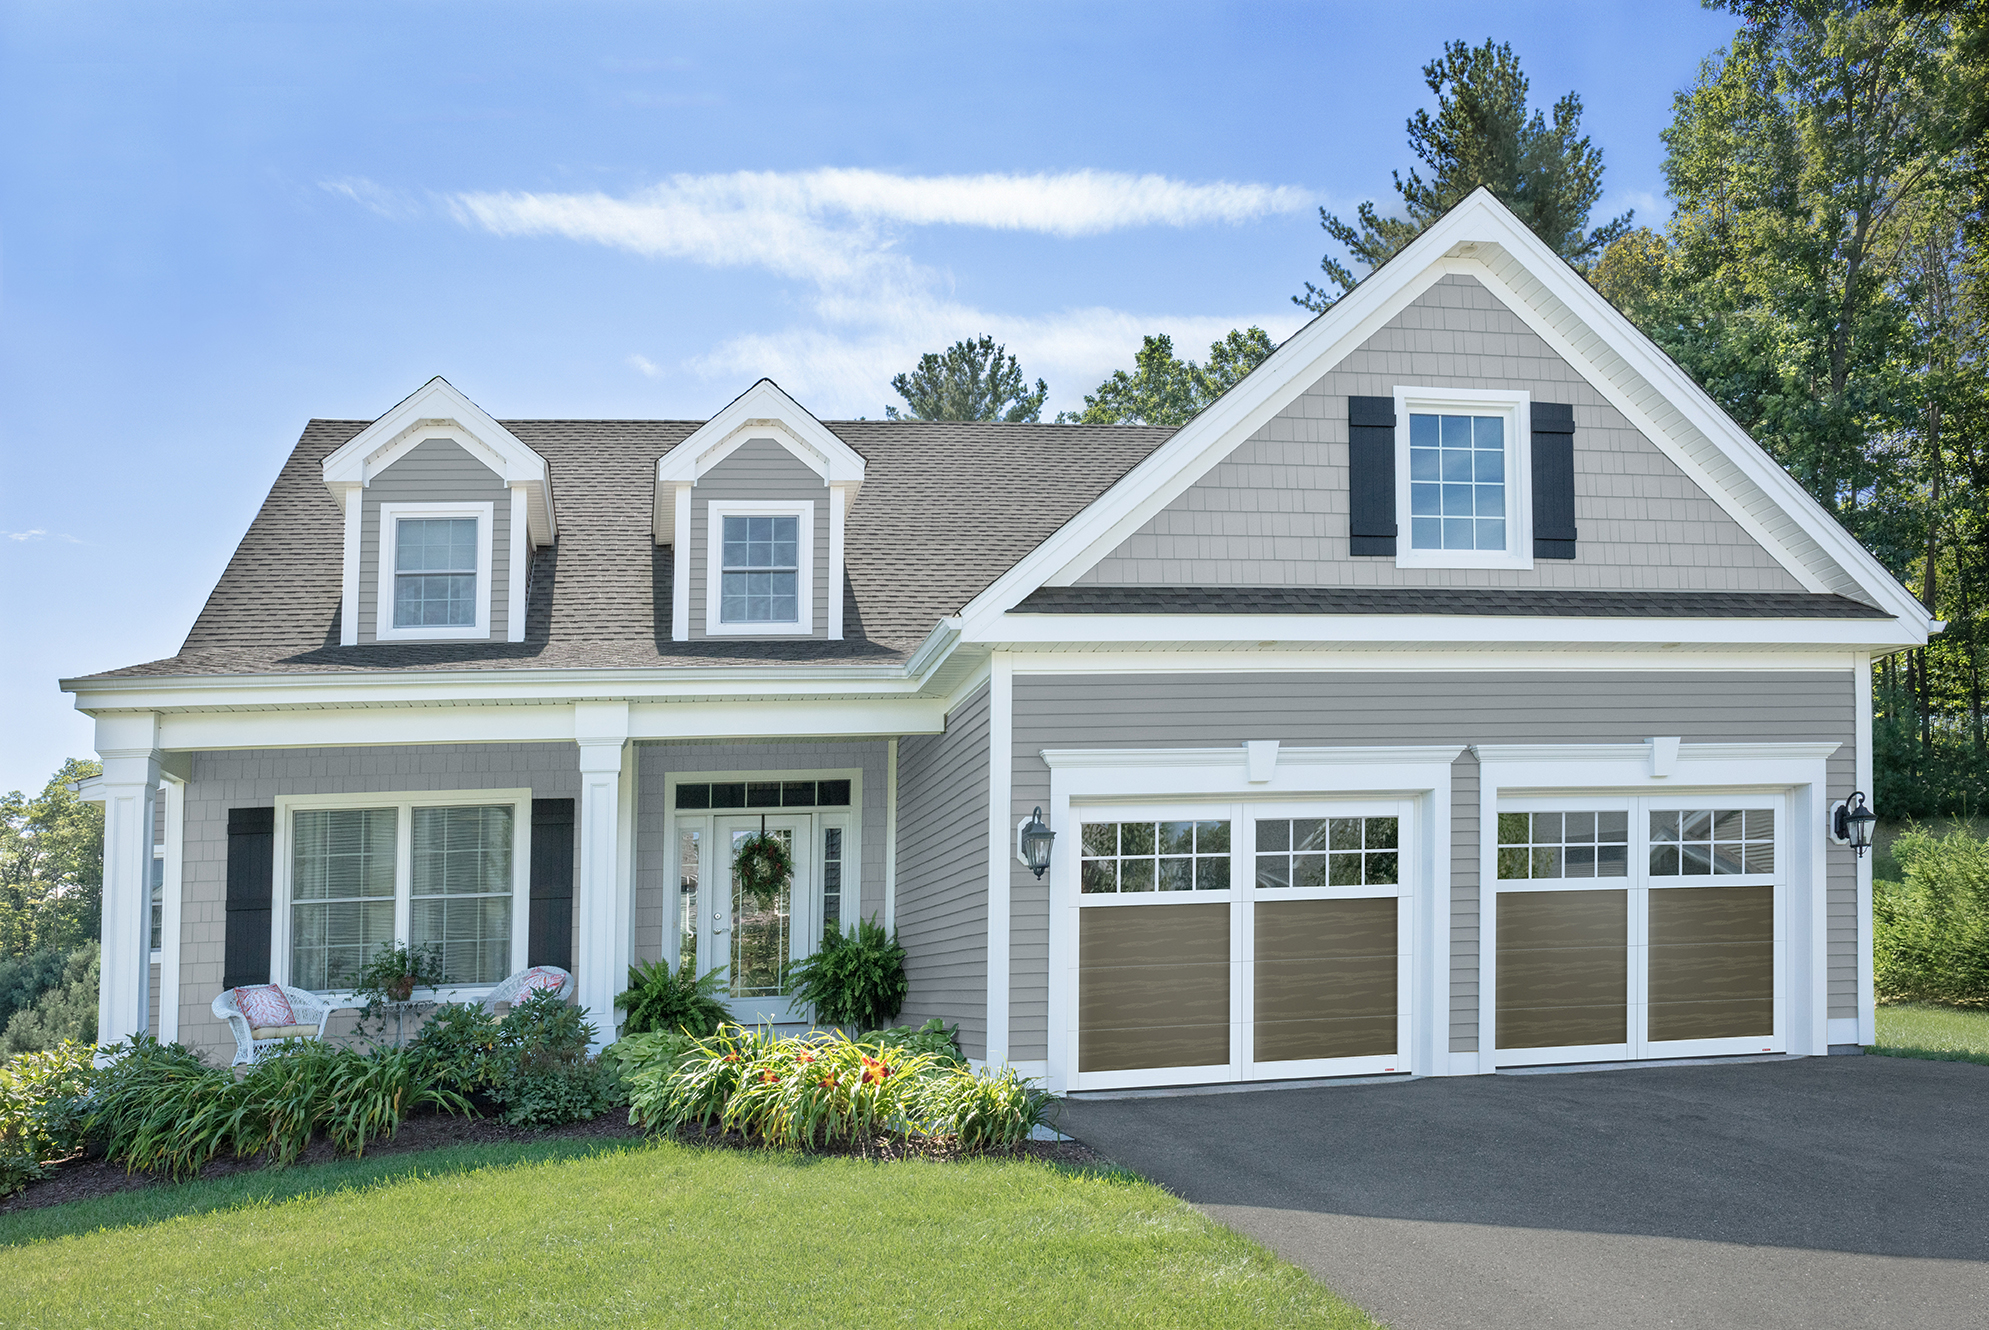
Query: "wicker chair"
212 985 340 1067
478 965 573 1013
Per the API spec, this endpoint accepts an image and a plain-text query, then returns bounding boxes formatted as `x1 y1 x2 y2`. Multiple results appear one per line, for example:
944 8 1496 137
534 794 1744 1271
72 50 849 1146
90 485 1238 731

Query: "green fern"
786 919 909 1030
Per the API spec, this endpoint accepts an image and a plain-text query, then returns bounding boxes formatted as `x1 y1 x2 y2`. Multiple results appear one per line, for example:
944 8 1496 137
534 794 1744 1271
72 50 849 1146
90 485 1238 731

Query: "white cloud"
321 177 423 220
4 528 81 544
337 167 1319 414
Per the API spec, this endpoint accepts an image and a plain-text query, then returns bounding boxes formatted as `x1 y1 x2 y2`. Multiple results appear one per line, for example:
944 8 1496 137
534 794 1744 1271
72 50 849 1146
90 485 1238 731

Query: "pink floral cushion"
518 967 564 995
235 984 296 1028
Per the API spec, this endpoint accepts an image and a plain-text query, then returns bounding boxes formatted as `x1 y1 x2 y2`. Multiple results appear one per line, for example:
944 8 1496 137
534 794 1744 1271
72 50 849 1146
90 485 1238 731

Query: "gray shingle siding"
1007 670 1859 1060
358 438 512 643
173 744 582 1062
894 682 991 1058
631 740 890 969
1076 274 1806 592
685 438 832 640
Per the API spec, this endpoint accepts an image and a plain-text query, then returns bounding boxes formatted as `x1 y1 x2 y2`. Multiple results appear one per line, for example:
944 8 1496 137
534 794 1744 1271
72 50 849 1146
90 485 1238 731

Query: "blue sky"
0 0 1742 794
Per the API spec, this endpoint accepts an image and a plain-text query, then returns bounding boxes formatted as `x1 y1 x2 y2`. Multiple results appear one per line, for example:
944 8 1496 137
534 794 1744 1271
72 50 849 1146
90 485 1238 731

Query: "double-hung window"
281 792 528 993
705 501 814 634
1394 387 1531 569
375 502 494 641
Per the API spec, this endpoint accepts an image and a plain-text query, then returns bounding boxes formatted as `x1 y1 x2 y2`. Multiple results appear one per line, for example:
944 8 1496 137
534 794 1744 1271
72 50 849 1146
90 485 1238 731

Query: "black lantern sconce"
1018 807 1056 879
1832 791 1877 858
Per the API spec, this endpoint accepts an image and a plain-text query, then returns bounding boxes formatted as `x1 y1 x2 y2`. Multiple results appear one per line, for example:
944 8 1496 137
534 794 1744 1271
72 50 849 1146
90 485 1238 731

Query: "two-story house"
63 190 1930 1094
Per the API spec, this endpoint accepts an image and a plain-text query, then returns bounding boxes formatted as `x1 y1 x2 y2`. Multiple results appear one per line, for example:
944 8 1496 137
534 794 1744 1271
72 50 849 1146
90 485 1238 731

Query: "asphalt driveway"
1055 1056 1988 1330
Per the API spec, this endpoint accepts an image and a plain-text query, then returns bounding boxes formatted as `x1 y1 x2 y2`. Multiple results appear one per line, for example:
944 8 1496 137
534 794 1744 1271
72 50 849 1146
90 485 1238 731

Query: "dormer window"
375 501 494 641
722 515 799 624
704 499 814 636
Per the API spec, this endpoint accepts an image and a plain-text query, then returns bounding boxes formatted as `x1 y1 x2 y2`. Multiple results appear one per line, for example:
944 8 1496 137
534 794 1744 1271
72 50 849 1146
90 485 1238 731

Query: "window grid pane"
1409 413 1506 551
1649 808 1774 876
1080 819 1231 895
822 827 844 931
410 806 514 985
1497 809 1630 880
679 829 700 976
1255 816 1399 889
720 515 800 624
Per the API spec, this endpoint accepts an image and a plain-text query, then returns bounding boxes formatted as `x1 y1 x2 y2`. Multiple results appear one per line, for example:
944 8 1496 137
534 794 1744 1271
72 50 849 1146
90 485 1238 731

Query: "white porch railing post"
96 714 162 1053
574 701 631 1051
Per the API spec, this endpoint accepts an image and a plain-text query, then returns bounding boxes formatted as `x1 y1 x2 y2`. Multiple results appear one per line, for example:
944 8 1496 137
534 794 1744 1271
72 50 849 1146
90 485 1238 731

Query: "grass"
0 1139 1376 1329
1872 1001 1989 1066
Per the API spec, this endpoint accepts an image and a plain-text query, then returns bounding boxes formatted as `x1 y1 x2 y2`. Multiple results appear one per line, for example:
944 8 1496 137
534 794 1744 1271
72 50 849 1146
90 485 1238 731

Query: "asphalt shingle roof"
85 418 1177 680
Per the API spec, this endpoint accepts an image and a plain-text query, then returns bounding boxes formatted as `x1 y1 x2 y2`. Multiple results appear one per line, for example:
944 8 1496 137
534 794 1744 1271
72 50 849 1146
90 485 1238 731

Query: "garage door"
1492 797 1782 1066
1071 800 1411 1091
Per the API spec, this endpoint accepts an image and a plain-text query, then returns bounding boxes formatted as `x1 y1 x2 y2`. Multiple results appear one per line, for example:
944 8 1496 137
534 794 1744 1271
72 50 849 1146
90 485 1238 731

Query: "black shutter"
1532 402 1577 560
1348 396 1397 556
222 807 275 991
529 798 575 969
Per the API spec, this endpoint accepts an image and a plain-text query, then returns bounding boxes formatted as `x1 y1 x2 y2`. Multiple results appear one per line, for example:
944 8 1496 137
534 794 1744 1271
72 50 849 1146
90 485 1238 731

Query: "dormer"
322 377 556 646
653 379 865 642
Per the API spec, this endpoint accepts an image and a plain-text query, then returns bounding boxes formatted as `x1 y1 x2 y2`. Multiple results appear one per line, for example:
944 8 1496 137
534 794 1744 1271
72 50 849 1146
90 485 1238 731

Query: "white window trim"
271 788 533 1001
1039 743 1461 1095
704 499 815 637
1393 384 1534 571
1471 740 1839 1066
375 501 495 642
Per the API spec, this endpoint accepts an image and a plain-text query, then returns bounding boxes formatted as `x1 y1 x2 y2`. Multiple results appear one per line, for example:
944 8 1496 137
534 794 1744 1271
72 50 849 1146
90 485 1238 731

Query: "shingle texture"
86 418 1175 679
1013 586 1892 619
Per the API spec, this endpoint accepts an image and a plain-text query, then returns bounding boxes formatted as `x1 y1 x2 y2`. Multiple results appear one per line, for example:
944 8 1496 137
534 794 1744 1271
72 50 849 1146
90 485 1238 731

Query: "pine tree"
886 335 1048 422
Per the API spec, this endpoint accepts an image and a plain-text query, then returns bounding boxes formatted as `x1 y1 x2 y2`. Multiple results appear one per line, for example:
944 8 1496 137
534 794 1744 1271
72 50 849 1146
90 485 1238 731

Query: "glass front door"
703 815 811 1026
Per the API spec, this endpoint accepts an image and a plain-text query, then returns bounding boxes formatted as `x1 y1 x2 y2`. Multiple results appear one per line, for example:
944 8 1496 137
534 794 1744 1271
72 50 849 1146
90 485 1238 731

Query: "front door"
703 815 813 1026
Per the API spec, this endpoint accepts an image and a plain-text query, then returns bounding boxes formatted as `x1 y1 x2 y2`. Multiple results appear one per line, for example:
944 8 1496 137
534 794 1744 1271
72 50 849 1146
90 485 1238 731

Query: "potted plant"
355 942 447 1045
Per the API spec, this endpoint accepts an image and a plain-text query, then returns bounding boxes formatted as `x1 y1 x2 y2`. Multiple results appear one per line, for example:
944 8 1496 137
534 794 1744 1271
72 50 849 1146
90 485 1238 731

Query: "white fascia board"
148 695 949 753
321 377 556 545
977 611 1924 650
1000 647 1862 674
652 380 865 542
949 189 1928 640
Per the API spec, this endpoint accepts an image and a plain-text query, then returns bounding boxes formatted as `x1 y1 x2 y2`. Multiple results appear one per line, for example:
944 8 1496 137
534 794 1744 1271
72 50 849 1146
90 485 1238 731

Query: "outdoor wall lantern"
1832 791 1877 857
1018 807 1056 879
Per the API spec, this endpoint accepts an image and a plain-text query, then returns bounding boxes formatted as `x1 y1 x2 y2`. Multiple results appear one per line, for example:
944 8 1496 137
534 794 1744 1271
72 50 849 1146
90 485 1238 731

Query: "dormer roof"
321 376 557 544
652 378 866 544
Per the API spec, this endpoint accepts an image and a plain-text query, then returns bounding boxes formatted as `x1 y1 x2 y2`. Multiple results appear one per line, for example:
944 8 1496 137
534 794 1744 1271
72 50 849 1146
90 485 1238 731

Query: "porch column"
96 713 162 1052
574 701 630 1050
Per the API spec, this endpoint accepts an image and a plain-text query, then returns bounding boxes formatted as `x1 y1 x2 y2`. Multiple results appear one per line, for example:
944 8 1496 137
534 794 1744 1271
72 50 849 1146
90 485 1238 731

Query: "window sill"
703 620 815 637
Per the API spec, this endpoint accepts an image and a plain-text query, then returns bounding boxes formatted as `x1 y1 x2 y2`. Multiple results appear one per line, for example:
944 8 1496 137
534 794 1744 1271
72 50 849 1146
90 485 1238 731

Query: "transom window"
287 800 520 992
1650 809 1775 876
1498 811 1630 880
721 515 798 623
1080 819 1232 894
394 517 479 627
675 779 850 809
1409 413 1505 551
1255 816 1399 888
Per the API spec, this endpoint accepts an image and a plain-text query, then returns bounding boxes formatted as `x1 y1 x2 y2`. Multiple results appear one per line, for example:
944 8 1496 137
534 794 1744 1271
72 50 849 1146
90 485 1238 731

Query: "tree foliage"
1062 327 1277 426
887 335 1048 422
1298 39 1632 311
0 759 102 960
1594 1 1989 814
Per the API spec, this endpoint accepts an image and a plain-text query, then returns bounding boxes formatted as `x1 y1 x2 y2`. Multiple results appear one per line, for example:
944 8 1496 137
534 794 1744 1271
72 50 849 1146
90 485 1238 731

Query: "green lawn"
0 1138 1376 1329
1872 1002 1989 1066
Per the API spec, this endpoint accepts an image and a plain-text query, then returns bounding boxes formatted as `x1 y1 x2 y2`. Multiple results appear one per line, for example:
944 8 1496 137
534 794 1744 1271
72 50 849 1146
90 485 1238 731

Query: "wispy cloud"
5 528 81 544
321 177 425 221
336 167 1315 413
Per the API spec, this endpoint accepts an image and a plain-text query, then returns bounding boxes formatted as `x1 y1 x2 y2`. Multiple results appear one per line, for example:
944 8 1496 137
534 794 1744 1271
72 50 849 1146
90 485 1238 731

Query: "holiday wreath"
733 831 794 910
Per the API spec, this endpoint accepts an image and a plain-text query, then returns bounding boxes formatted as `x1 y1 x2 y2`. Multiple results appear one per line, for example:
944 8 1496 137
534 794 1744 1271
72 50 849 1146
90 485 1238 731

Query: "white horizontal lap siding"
686 439 830 640
1076 275 1806 594
1008 669 1858 1067
174 743 582 1063
894 683 992 1059
630 740 891 968
357 439 512 643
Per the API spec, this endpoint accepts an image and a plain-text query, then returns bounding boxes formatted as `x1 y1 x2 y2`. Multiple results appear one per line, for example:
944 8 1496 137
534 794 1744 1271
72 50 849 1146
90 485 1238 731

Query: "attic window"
375 501 494 641
703 499 814 636
1392 387 1532 570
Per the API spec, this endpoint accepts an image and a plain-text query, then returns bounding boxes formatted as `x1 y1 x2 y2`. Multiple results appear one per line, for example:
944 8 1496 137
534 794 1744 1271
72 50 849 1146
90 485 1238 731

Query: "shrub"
615 958 732 1038
0 1040 96 1196
1 943 99 1056
856 1017 964 1067
631 1026 1048 1152
1876 822 1989 1006
0 948 71 1036
786 919 909 1030
486 990 622 1128
88 1037 245 1179
410 1001 502 1095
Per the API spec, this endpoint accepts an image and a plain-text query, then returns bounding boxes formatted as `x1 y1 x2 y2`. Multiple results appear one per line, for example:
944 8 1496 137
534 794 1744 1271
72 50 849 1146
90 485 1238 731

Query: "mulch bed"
2 1112 1106 1217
